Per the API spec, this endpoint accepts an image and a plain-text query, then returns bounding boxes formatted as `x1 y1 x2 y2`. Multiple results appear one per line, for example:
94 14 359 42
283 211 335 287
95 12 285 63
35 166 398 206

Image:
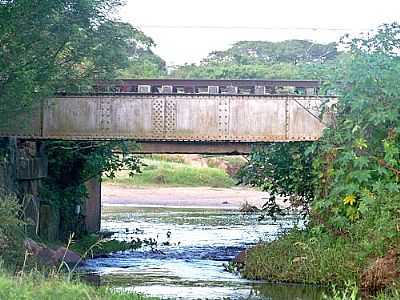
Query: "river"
81 205 325 299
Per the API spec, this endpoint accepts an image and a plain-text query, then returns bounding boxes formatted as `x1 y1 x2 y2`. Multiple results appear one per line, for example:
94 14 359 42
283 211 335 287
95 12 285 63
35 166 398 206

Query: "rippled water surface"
82 206 324 300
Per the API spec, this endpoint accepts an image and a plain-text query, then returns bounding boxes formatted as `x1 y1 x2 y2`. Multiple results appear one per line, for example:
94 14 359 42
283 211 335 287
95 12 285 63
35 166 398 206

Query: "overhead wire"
135 25 372 32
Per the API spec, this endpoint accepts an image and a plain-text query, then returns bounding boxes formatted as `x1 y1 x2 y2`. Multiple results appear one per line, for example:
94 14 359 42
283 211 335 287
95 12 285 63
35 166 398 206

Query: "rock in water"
38 247 57 266
52 247 81 266
24 239 81 266
233 250 247 265
24 238 44 256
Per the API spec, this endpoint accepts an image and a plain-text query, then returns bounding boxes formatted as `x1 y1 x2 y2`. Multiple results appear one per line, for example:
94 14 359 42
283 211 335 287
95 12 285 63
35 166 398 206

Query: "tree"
312 23 400 230
0 1 163 240
204 40 338 65
119 50 167 78
237 142 315 218
170 40 339 80
238 23 400 235
0 0 159 122
170 62 300 80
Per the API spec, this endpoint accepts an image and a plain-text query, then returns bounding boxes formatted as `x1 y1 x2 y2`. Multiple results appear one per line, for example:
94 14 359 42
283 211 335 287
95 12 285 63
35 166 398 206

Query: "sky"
119 0 400 66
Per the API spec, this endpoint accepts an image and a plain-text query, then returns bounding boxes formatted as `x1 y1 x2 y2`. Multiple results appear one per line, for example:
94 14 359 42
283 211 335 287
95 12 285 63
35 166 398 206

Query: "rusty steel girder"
1 93 337 142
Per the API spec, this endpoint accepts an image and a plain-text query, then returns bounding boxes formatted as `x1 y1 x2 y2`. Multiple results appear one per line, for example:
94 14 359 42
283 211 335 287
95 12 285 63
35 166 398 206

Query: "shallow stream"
82 206 324 300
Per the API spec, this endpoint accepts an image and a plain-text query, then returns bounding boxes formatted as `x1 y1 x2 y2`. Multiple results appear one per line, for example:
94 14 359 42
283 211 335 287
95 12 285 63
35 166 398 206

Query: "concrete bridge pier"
0 138 102 240
84 177 101 233
0 138 48 236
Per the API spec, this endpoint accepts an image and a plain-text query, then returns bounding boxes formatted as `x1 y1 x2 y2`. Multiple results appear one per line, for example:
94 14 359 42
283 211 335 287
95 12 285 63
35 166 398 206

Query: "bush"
242 24 400 297
0 193 25 269
311 24 400 231
244 193 400 285
237 142 314 218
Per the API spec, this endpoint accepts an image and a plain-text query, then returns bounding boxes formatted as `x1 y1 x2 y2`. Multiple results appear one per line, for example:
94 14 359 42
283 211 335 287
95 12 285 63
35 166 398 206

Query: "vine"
40 140 143 240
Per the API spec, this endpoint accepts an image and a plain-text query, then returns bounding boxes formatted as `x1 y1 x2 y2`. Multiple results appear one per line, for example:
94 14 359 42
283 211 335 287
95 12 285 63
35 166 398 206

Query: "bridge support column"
84 177 101 233
39 204 60 241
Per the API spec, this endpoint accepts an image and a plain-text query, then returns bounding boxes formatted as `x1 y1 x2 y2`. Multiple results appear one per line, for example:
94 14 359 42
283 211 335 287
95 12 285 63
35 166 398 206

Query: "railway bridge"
1 79 336 154
0 79 337 237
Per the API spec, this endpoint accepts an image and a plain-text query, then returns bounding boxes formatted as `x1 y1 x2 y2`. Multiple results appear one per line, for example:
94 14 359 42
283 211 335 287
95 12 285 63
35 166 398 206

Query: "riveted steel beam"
0 92 337 145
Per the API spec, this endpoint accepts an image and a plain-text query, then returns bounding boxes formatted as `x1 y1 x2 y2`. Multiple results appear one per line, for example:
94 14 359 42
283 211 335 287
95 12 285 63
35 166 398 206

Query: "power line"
136 25 372 32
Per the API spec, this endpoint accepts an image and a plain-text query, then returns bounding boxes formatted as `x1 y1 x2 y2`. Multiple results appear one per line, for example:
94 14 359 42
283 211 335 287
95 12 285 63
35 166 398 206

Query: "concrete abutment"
0 138 102 241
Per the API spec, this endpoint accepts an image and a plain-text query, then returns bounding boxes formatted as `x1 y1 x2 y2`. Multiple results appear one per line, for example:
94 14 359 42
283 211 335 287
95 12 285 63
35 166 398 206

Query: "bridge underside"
135 141 255 154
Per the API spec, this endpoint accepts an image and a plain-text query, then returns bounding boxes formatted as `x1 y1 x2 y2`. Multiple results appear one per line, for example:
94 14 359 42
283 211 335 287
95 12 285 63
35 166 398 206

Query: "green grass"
0 270 156 300
243 229 361 285
243 217 400 298
244 227 398 285
103 158 235 188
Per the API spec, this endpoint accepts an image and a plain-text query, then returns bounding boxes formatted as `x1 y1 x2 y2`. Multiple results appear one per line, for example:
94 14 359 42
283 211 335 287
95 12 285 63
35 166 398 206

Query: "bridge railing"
72 79 323 96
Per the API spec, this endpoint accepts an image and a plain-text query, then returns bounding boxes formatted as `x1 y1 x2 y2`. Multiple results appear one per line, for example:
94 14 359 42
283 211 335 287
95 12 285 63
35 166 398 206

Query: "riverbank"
242 223 400 299
103 157 238 188
102 184 268 209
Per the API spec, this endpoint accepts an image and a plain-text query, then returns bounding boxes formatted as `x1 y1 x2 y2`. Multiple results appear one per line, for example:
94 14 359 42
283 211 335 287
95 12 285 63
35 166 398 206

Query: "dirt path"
102 184 268 209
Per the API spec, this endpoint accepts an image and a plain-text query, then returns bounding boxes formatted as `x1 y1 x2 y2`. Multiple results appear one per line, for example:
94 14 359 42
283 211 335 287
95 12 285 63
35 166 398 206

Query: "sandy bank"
102 184 268 209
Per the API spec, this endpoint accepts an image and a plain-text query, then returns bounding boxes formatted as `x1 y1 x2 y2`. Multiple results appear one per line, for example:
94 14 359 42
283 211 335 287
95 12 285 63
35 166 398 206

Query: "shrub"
0 192 25 269
242 24 400 297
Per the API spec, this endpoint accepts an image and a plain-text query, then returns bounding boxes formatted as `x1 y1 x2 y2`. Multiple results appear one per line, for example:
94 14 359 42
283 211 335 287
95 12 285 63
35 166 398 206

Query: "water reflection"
81 206 323 300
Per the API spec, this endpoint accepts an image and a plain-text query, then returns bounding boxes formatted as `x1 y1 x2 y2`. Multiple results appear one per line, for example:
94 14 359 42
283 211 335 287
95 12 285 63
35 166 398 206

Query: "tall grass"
243 213 400 298
244 211 400 286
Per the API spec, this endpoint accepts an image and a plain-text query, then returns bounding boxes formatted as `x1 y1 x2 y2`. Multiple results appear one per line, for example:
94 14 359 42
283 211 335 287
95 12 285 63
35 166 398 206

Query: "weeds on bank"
243 228 358 284
243 209 400 286
322 282 400 300
324 282 359 300
374 286 400 300
70 233 157 259
243 212 400 298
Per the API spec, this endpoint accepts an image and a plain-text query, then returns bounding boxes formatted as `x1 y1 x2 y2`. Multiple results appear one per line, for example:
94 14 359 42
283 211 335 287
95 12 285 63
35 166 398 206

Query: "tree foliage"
0 1 165 240
170 62 301 80
119 51 167 79
312 23 400 231
238 143 315 218
0 193 25 268
204 40 338 65
170 40 339 79
41 141 143 239
239 23 400 235
0 0 161 119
